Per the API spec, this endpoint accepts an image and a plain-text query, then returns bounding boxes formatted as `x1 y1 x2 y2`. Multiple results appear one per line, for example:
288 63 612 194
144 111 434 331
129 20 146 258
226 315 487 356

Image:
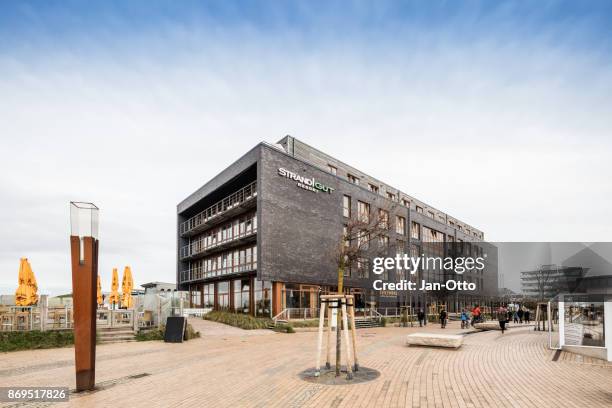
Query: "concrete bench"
473 322 504 331
406 333 463 348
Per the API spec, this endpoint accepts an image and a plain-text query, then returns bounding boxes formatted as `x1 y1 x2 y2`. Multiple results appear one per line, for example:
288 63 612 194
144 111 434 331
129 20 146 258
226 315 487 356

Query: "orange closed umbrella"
97 275 103 306
121 266 133 308
15 258 28 306
108 268 120 308
25 260 39 306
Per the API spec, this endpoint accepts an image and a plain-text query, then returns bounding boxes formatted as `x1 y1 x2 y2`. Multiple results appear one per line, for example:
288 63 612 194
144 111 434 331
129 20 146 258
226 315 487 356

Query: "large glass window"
564 301 605 347
233 279 250 314
254 280 271 317
343 195 351 218
379 209 389 229
396 215 406 235
358 201 370 223
217 281 229 310
411 221 420 240
357 230 369 250
203 283 214 308
357 258 369 278
190 285 201 308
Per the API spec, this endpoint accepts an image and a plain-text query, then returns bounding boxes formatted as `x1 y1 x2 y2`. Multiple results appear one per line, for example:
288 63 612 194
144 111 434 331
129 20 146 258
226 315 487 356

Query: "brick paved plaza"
1 319 611 408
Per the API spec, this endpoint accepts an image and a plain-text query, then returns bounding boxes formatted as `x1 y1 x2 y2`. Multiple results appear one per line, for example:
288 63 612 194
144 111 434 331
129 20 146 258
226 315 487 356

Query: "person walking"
524 309 531 323
513 309 519 324
461 309 469 329
498 306 508 334
471 305 481 326
517 307 524 323
417 309 426 327
439 309 447 329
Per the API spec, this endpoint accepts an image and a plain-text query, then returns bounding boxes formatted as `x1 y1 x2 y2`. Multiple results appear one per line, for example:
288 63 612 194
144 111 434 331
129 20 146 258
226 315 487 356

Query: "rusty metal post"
70 235 98 391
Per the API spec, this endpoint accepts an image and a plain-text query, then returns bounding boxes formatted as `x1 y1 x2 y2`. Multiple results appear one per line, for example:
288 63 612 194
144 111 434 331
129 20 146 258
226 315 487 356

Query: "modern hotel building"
177 136 498 318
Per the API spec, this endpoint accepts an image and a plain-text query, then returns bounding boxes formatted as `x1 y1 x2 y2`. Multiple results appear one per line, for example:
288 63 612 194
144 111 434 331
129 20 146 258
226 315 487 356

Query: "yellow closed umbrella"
108 268 120 308
24 260 39 305
15 258 29 306
121 266 133 308
97 275 103 306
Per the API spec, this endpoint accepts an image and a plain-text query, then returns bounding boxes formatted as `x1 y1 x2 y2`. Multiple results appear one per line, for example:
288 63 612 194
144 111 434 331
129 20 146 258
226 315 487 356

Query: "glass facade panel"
254 280 271 317
564 301 605 347
217 281 229 310
233 278 250 314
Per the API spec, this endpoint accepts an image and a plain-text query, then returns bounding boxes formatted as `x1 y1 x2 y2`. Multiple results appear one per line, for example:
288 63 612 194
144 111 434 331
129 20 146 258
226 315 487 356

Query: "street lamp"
69 202 99 392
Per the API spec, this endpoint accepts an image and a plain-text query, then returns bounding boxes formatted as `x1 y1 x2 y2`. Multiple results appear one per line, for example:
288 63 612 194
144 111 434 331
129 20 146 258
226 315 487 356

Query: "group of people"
497 305 531 334
416 304 532 332
416 305 483 329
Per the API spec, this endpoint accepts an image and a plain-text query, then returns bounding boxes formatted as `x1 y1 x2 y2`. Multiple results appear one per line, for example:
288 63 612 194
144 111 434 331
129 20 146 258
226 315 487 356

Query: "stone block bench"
406 333 463 348
473 322 504 331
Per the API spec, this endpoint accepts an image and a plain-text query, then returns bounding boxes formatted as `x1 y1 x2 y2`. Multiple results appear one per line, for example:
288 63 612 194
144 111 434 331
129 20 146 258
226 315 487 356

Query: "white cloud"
1 18 611 293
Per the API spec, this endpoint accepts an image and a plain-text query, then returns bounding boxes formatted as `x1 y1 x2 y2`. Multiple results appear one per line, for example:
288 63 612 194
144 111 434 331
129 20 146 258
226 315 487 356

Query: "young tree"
330 201 396 376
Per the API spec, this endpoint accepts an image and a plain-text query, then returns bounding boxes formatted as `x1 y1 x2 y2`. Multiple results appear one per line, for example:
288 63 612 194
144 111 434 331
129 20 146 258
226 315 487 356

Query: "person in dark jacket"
498 306 508 333
417 309 426 327
439 309 447 329
517 308 524 323
524 309 531 323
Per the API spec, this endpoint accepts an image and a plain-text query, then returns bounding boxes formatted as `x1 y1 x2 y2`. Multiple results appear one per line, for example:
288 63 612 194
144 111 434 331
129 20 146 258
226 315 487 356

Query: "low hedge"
204 311 272 330
0 330 74 352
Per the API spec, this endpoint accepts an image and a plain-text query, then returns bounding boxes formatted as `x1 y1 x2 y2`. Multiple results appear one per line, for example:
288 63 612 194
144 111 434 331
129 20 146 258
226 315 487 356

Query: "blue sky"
1 1 611 294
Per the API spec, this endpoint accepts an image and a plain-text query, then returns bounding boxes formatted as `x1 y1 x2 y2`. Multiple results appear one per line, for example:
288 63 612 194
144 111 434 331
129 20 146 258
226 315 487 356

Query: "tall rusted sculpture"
70 202 99 391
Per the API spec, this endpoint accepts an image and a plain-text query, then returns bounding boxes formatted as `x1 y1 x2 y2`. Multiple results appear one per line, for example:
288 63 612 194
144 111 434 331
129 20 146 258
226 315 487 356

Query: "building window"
423 226 444 243
343 195 351 218
458 225 463 231
378 209 389 229
190 287 201 308
357 201 370 223
416 206 423 214
357 258 369 278
369 184 379 193
449 220 455 227
217 281 230 310
233 278 250 314
379 235 389 248
357 230 369 250
396 215 406 235
343 225 350 248
203 283 214 308
254 280 271 317
402 199 410 208
328 164 337 175
411 221 420 240
428 211 435 219
347 174 360 185
343 255 351 277
387 192 396 201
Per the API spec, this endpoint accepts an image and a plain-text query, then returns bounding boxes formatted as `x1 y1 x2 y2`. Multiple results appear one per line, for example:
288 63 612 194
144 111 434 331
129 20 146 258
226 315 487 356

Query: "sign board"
164 316 186 343
278 167 334 194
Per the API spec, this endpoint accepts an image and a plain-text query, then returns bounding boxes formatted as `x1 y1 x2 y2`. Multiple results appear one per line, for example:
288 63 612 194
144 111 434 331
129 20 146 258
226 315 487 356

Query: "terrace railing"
180 181 257 236
180 226 257 260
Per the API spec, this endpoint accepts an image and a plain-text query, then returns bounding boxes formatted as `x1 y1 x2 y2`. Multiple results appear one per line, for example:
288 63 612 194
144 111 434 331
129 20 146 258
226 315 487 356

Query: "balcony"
180 227 257 260
180 181 257 237
180 260 257 283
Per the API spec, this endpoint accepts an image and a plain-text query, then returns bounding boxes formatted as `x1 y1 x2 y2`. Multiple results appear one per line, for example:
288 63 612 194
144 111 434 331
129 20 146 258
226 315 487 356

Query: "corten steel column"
69 202 99 392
